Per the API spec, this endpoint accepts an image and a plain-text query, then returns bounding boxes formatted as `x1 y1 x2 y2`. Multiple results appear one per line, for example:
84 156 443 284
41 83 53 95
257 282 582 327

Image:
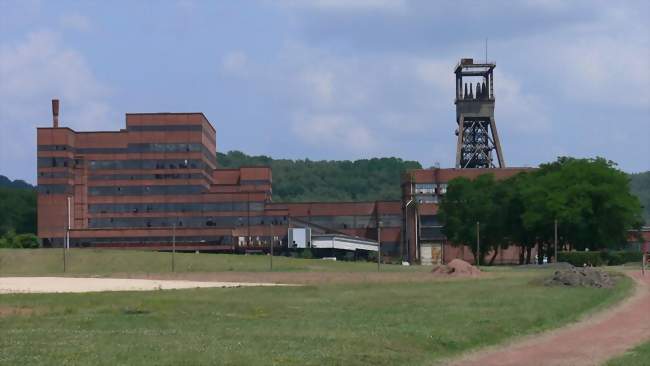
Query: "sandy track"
0 277 292 294
447 271 650 366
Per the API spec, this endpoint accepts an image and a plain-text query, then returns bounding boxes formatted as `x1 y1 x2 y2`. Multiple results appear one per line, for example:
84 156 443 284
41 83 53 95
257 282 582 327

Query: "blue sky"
1 0 648 184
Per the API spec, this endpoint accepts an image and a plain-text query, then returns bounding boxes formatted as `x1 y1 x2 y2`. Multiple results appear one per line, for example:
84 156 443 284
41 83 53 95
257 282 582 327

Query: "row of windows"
39 143 217 166
89 159 205 170
420 215 439 227
89 201 265 213
38 184 72 194
39 142 204 153
88 185 205 196
38 171 72 179
420 227 444 240
414 183 448 194
295 214 402 229
37 157 75 168
88 215 289 229
416 194 439 204
88 173 206 181
68 235 234 246
126 124 216 145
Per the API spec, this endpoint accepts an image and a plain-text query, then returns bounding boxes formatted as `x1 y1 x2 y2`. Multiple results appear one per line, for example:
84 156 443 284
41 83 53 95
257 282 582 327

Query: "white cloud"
291 113 375 151
221 51 249 77
0 30 112 182
59 13 91 32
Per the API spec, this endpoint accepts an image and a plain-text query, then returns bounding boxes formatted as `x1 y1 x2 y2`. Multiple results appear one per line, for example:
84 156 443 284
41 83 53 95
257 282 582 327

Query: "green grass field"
606 341 650 366
0 249 635 365
0 248 428 274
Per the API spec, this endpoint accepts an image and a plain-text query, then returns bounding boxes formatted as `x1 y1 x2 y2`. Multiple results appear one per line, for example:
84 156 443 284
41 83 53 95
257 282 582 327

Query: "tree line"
217 151 422 202
438 157 644 265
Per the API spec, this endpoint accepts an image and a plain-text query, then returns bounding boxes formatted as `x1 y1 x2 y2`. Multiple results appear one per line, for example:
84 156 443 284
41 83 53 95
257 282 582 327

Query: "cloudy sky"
1 0 648 183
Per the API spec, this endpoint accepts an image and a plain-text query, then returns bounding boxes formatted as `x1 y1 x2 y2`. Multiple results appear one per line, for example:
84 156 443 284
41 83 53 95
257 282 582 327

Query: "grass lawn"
606 341 650 366
0 253 634 366
0 248 429 275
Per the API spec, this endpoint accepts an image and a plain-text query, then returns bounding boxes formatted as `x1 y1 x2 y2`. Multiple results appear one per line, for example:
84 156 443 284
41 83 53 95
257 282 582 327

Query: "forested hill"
0 175 33 190
217 151 422 202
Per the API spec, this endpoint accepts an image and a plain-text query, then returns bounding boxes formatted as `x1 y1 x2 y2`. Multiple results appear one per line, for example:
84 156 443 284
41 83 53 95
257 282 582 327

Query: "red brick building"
37 101 402 255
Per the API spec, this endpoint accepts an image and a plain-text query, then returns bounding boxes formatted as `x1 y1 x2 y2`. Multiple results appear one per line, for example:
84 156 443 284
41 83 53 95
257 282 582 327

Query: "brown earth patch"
0 306 36 318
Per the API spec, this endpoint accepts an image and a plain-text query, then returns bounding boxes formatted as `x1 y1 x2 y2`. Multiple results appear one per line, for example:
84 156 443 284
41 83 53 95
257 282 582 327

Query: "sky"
0 0 648 184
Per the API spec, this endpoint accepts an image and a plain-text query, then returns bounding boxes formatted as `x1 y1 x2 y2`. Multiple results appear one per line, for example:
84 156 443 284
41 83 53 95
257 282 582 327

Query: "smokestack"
52 99 59 128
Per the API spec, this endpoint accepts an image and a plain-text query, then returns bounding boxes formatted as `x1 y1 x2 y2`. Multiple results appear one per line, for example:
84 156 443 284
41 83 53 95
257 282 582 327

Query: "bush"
0 231 39 248
601 251 643 265
559 251 644 266
14 233 39 248
558 251 604 267
299 249 314 259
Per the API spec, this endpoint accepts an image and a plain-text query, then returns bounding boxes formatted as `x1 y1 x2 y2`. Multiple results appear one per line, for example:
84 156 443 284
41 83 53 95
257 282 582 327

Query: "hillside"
217 151 422 202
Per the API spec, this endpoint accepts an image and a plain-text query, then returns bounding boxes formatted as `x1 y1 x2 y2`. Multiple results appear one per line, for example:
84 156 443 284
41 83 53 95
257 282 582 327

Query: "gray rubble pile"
544 268 615 288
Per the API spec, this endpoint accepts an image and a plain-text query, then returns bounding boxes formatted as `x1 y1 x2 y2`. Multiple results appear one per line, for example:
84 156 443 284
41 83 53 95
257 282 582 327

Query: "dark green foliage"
0 187 37 236
217 151 422 202
557 251 604 267
0 232 40 248
600 251 643 266
439 157 643 265
558 251 643 267
0 174 34 190
629 171 650 224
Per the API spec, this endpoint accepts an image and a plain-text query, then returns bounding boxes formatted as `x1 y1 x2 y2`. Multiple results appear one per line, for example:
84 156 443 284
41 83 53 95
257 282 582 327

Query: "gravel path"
0 277 292 294
448 271 650 366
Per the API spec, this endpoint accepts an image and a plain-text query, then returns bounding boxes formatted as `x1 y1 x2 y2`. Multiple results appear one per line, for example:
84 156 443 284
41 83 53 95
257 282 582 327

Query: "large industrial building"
37 58 535 264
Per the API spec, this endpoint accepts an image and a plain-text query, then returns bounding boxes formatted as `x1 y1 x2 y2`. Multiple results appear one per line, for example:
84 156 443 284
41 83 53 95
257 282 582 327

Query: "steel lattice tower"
454 58 505 168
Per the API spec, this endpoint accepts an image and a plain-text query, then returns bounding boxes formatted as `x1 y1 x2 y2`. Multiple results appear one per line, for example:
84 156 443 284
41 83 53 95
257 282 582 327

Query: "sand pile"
544 268 615 288
431 259 481 277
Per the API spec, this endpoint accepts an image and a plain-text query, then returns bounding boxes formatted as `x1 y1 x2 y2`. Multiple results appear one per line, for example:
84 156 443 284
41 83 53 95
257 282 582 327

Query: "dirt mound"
544 268 615 288
432 259 481 277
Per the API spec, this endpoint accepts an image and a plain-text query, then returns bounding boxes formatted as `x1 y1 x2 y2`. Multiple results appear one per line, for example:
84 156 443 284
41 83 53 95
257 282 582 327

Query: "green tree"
521 157 643 262
217 151 422 202
438 174 507 265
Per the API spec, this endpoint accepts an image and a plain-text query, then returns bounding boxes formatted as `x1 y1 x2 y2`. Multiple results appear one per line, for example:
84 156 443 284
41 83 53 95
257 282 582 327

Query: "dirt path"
448 271 650 366
0 277 292 294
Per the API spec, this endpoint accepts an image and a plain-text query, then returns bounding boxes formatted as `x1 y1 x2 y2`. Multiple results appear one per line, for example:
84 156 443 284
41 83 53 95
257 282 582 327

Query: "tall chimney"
52 99 59 128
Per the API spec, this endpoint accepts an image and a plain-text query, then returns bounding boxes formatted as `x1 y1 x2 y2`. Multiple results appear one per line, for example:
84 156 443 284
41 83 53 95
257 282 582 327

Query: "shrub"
559 251 643 266
299 249 314 259
601 251 643 265
558 251 604 267
14 233 39 248
0 231 40 248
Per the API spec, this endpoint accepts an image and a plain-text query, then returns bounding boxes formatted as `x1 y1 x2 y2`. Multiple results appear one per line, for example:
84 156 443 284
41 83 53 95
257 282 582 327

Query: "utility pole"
554 219 558 263
377 220 383 272
269 222 273 271
172 222 176 272
476 221 480 267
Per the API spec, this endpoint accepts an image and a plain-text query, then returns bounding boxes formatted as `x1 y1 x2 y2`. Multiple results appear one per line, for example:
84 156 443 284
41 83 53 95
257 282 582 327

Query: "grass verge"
606 341 650 366
0 270 633 366
0 248 429 274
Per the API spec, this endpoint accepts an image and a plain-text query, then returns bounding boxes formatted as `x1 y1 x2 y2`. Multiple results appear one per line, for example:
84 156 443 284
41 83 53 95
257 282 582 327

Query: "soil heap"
544 268 615 288
431 259 481 277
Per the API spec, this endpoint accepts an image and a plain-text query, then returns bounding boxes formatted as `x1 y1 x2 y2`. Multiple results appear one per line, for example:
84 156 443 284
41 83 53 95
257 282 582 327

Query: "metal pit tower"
454 58 505 168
